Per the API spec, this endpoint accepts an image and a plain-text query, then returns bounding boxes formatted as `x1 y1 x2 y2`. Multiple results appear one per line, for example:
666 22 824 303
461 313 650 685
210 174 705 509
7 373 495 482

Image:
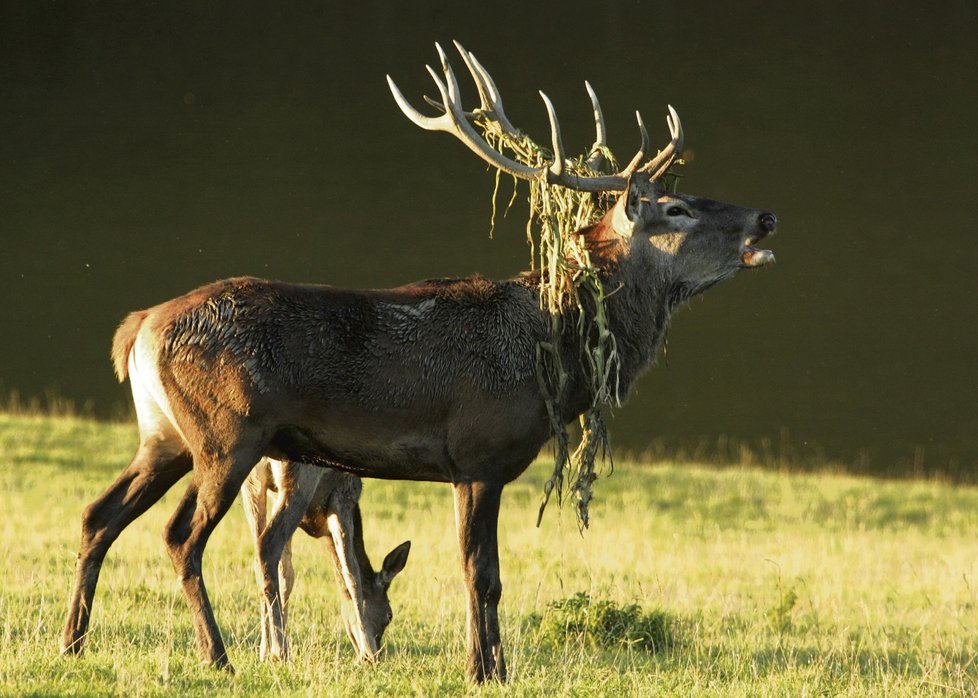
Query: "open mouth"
741 232 776 268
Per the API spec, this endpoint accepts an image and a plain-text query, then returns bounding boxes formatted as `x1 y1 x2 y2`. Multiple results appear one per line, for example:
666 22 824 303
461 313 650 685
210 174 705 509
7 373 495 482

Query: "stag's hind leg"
61 435 191 656
162 440 266 671
454 480 506 683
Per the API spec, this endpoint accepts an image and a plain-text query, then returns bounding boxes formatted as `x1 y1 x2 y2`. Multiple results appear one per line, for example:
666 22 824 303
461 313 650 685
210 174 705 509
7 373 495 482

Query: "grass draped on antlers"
479 121 621 530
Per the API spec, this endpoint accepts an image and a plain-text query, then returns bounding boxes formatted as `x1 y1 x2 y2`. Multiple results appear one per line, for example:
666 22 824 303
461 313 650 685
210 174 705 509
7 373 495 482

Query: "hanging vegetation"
477 119 621 530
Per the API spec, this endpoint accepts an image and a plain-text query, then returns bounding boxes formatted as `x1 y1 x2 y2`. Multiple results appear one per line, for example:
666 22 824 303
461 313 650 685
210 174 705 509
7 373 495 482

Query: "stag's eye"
666 205 689 217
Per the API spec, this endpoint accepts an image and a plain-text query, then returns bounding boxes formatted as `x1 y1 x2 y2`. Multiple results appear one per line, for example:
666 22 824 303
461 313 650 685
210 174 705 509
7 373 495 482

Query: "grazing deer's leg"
61 438 191 656
453 480 506 683
312 492 409 662
239 469 272 659
253 462 320 661
278 536 295 634
162 446 260 671
304 513 361 647
326 503 376 661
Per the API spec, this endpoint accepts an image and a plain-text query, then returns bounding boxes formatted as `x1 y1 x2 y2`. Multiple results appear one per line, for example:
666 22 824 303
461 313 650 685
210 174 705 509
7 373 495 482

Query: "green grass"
1 412 977 696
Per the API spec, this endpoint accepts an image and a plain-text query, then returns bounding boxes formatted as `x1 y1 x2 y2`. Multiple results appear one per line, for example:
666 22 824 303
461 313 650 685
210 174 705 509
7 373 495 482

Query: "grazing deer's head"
341 540 410 661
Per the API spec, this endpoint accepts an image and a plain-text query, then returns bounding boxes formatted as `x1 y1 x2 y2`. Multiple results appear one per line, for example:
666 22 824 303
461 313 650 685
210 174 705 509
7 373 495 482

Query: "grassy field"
1 412 977 696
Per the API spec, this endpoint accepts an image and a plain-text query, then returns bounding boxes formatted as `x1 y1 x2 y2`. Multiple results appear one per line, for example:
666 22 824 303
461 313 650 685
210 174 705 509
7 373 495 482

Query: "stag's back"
146 276 543 404
116 275 553 480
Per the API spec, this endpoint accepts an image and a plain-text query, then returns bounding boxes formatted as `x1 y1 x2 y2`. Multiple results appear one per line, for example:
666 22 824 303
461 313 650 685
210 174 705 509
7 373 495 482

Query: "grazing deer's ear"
612 176 657 238
380 540 411 588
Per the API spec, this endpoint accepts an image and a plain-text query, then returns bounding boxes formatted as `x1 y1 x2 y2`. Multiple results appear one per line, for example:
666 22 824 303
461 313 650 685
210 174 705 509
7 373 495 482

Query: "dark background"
2 2 976 475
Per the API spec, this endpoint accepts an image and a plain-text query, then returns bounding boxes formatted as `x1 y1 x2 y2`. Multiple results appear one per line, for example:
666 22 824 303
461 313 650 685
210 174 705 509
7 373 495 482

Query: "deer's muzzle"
742 212 777 267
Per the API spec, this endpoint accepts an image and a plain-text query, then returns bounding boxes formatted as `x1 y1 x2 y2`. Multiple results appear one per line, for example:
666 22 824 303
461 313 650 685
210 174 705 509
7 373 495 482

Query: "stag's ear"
611 176 658 238
380 540 411 588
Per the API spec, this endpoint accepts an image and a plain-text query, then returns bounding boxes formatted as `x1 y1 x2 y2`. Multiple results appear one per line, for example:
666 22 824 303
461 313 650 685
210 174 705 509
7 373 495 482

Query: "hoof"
60 636 85 657
208 656 235 674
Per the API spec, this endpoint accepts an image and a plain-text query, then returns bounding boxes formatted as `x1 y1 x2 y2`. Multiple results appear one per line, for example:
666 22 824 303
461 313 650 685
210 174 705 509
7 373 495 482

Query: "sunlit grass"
1 411 977 695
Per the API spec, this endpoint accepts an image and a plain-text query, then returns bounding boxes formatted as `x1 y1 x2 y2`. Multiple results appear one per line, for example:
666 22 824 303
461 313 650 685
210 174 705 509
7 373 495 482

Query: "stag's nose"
758 212 778 233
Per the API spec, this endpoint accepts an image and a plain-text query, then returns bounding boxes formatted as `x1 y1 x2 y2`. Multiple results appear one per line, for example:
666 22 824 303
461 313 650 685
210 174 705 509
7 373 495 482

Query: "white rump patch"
129 332 188 446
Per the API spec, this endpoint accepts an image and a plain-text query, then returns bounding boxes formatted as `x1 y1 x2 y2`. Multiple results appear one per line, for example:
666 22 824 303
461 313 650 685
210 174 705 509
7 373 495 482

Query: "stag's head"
606 175 777 298
387 41 776 297
341 540 410 662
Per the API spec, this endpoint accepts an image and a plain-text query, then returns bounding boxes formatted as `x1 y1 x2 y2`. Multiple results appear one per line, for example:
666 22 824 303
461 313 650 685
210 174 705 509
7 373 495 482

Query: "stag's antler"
387 42 683 192
637 105 683 180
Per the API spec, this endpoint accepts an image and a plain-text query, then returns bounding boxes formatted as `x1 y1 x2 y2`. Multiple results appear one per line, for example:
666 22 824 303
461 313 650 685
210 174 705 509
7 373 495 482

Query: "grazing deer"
240 458 410 662
61 42 776 682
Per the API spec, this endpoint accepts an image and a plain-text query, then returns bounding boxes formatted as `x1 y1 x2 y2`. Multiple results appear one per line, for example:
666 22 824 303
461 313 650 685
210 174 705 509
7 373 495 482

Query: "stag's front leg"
453 480 506 683
162 446 261 671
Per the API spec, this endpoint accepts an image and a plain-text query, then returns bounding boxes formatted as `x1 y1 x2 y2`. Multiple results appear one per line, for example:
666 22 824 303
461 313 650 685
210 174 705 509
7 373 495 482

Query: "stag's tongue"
742 248 776 267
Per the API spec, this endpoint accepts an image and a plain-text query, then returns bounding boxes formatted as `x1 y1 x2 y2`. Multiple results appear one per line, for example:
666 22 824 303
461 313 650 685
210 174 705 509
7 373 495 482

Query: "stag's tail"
111 310 148 382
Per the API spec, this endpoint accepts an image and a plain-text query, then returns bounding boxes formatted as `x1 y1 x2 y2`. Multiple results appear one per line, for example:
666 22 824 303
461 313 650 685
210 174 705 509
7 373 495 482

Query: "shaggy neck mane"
599 250 674 398
529 213 677 414
595 212 675 388
510 210 685 416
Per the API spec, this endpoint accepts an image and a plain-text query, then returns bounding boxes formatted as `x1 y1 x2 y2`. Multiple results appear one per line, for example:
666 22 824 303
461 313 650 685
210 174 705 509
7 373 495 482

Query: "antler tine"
387 43 468 129
619 111 650 178
435 43 461 106
538 91 566 177
669 105 685 157
385 44 462 130
639 105 684 179
452 41 520 137
386 73 444 133
585 82 607 147
584 81 608 171
422 93 475 118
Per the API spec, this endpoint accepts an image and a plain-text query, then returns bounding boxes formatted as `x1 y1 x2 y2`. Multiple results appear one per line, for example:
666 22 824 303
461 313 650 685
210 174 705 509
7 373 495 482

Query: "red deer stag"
240 458 410 662
61 42 776 682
